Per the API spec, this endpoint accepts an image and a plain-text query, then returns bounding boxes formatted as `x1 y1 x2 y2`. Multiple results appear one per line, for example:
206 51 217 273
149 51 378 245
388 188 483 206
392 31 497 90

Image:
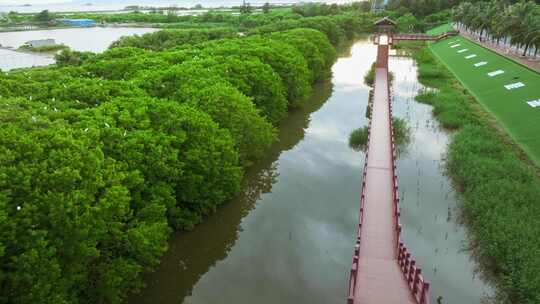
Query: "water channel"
131 38 492 304
0 27 156 71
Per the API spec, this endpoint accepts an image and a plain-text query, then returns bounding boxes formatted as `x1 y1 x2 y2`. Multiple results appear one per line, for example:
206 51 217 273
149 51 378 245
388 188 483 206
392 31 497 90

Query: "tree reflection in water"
130 79 333 304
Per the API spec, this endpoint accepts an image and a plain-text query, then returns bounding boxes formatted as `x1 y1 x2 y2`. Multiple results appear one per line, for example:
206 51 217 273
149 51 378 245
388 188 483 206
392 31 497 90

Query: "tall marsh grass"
349 118 410 152
349 127 369 151
413 47 540 304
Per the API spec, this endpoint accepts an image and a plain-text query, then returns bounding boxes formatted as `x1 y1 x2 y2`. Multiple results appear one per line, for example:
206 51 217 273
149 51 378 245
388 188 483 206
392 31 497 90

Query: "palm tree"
481 1 501 41
490 2 511 45
505 1 536 55
452 2 473 31
452 0 539 57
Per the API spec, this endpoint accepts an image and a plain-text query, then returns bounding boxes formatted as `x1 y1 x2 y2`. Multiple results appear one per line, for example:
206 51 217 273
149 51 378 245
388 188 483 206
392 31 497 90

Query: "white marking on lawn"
526 99 540 108
487 70 505 77
465 54 477 59
448 40 458 44
450 44 461 48
474 61 487 67
457 49 468 53
504 82 525 90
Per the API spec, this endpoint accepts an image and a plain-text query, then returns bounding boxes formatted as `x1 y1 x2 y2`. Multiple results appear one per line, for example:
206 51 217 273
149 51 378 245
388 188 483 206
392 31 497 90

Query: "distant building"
24 39 56 48
59 19 96 27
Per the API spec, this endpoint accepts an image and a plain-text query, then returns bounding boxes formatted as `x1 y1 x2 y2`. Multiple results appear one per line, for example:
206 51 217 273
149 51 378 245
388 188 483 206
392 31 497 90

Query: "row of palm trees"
452 1 540 57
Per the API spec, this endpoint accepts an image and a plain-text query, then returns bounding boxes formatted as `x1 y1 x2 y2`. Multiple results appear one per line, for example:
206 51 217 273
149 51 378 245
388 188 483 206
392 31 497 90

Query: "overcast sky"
0 0 72 4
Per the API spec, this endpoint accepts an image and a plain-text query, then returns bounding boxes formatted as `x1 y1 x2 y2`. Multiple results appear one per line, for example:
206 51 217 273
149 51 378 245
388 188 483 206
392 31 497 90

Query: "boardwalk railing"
372 31 458 47
393 31 458 42
347 95 373 304
347 40 430 303
387 68 430 304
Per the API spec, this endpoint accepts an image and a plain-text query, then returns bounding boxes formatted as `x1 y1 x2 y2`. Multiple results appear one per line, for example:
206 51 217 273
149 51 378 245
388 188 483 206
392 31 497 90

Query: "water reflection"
0 27 157 71
0 48 54 71
131 39 373 304
131 39 492 304
390 57 493 303
0 27 157 53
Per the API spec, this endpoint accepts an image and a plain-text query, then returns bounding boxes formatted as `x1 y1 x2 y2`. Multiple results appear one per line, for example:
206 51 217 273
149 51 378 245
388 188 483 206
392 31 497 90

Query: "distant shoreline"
0 1 323 14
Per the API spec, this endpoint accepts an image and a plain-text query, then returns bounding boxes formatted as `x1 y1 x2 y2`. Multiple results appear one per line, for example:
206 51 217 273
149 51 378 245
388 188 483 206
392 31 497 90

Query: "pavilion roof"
374 16 397 26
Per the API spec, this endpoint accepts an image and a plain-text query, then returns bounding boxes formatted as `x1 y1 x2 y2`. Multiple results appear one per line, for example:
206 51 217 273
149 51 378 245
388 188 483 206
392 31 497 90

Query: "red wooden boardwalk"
393 32 458 41
347 35 430 304
372 32 458 45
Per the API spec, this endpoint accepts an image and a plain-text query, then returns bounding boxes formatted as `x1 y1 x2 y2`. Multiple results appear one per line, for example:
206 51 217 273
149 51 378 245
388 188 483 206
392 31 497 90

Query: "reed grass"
413 45 540 304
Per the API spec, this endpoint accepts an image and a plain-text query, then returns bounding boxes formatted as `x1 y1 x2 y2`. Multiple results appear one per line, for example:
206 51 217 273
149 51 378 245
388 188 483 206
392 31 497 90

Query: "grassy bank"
426 23 452 35
428 35 540 166
411 43 540 303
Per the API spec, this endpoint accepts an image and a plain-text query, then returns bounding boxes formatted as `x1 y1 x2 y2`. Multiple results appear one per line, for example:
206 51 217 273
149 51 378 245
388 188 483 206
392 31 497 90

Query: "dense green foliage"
0 7 371 303
33 10 54 22
0 97 238 303
249 13 375 44
1 4 373 35
110 28 236 51
55 49 96 67
413 46 540 303
4 2 538 303
381 3 453 32
269 28 337 81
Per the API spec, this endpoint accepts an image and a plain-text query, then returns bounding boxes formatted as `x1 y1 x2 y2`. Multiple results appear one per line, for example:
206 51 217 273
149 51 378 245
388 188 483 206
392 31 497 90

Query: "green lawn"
427 23 453 36
429 36 540 166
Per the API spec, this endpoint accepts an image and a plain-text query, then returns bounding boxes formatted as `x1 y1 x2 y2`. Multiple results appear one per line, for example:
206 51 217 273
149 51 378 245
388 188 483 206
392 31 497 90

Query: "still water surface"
131 39 492 304
0 27 157 52
0 48 54 71
390 55 493 302
0 27 156 70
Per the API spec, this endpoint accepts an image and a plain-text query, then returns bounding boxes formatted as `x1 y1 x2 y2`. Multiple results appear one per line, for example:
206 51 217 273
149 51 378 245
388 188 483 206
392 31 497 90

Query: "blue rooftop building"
60 19 96 27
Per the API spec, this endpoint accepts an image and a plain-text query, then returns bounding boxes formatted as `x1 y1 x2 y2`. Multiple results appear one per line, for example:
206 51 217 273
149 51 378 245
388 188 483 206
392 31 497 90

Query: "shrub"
170 55 288 125
55 49 95 67
349 127 369 151
135 62 277 164
110 28 236 51
364 62 375 87
0 98 169 304
197 37 311 107
392 117 411 148
269 28 336 81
